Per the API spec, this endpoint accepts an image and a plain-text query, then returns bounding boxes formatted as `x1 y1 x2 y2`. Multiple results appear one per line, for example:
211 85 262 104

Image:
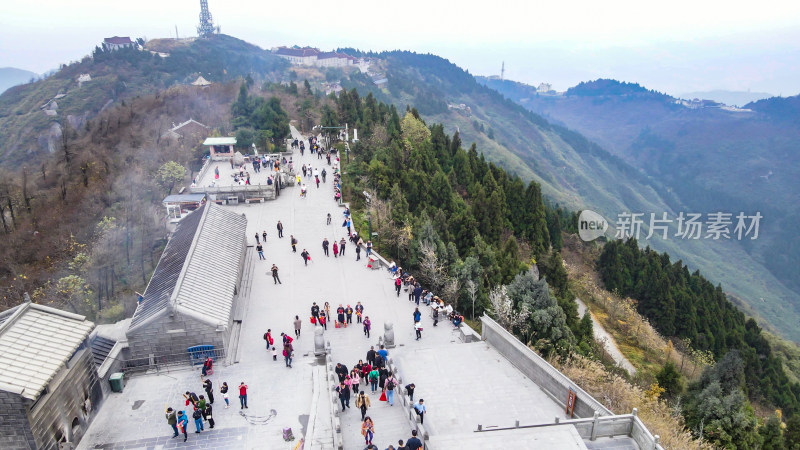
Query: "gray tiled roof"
0 303 94 400
163 193 207 204
127 203 246 332
172 203 247 327
90 335 116 367
128 205 204 330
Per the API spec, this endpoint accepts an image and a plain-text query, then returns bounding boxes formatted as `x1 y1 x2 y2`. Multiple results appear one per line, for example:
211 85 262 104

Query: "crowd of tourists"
164 357 248 442
165 133 457 448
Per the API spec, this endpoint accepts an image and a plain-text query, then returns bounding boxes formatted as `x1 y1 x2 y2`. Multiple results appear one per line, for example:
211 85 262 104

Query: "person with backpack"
413 308 422 323
378 345 389 362
197 395 207 420
336 381 351 410
192 406 204 433
355 390 371 420
368 367 380 392
264 329 274 350
394 277 402 297
383 373 398 406
283 341 294 368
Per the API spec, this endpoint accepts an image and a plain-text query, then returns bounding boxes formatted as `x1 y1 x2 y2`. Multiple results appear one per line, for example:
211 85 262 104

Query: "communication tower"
197 0 216 37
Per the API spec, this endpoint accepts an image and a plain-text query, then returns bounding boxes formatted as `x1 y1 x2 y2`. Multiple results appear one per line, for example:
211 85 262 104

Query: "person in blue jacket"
177 410 189 442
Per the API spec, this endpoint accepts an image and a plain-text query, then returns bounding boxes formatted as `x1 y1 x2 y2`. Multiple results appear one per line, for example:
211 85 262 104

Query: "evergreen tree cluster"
599 238 800 417
328 89 586 354
230 83 290 149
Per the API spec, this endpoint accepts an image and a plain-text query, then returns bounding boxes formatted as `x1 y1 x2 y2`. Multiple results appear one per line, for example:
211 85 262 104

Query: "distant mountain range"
679 90 773 107
0 67 38 95
478 76 800 339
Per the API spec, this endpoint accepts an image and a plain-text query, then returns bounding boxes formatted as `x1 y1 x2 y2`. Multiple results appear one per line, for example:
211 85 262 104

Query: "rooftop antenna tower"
501 61 505 81
197 0 216 37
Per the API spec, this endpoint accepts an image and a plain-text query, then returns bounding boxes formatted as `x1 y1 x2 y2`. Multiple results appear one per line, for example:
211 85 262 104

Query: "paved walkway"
78 126 590 450
576 298 636 375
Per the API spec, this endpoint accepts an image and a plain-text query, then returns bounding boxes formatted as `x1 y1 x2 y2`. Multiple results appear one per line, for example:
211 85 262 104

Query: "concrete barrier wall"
195 158 212 185
480 315 612 419
631 415 664 450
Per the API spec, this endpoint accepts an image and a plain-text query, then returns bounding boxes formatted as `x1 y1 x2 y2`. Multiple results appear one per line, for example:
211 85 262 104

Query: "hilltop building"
0 303 100 450
273 46 356 67
125 203 247 366
203 136 236 160
102 36 135 51
160 118 210 142
191 75 212 87
163 193 207 223
370 73 388 86
77 74 91 87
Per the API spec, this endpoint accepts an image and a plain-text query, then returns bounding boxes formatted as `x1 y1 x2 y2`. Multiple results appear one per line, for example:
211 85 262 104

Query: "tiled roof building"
273 46 355 67
125 203 247 366
0 303 101 450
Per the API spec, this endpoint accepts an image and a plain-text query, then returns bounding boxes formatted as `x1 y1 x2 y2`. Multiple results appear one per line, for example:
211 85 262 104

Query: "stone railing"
476 408 664 450
384 356 430 450
324 354 344 449
480 314 612 418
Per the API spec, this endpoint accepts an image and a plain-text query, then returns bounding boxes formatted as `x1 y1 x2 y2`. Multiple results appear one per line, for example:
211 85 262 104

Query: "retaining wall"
480 315 612 419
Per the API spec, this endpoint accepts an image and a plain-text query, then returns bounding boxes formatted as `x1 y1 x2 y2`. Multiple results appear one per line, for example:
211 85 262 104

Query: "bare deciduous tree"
488 285 530 334
466 279 479 319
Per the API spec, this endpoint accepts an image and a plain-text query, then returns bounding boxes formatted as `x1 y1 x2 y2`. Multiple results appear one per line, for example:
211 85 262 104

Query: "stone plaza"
75 127 645 450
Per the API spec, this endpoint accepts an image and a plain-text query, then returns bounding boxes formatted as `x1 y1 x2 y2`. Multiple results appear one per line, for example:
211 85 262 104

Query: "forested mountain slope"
0 34 287 165
478 76 800 340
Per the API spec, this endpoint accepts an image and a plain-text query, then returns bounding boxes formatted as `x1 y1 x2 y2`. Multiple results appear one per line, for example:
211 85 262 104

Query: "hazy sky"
1 0 799 96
